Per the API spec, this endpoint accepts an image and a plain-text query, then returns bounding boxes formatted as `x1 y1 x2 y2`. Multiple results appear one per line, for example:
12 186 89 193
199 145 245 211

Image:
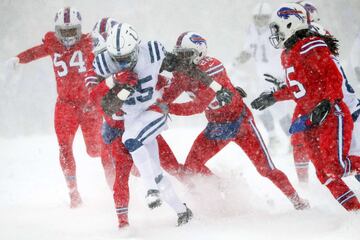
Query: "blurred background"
1 0 360 137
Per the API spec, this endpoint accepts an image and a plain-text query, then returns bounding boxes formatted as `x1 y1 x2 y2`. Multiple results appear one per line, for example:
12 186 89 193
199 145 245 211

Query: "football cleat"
177 204 193 226
146 189 162 209
69 189 82 208
289 193 310 210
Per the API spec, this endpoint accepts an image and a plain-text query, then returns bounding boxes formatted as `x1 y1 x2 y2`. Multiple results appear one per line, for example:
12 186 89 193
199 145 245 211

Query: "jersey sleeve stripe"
95 55 105 75
208 68 224 76
148 41 155 63
206 64 223 73
301 39 326 49
154 41 161 61
100 52 110 74
300 43 328 54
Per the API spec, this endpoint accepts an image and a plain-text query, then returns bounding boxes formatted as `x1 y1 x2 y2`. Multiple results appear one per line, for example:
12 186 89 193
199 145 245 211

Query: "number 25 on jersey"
53 50 86 77
286 66 306 99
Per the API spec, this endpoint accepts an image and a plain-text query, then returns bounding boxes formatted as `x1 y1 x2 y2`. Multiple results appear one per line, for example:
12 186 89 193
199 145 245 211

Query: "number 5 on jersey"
53 50 86 77
286 66 306 99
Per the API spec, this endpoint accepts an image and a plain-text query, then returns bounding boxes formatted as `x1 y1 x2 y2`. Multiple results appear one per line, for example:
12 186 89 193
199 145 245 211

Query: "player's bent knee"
124 138 143 152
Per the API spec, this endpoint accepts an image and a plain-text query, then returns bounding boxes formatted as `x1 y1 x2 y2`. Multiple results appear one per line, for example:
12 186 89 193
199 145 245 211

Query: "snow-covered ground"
0 126 359 240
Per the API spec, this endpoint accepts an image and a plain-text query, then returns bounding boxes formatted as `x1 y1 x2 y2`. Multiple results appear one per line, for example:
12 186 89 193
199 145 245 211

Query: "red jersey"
17 32 94 103
273 36 344 117
162 57 245 122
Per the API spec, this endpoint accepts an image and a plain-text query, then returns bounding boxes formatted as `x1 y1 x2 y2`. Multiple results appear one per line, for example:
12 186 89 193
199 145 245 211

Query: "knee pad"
124 138 143 152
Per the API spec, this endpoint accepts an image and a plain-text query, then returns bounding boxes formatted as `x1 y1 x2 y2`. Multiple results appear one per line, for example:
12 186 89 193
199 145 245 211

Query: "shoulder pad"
199 57 225 77
146 40 165 63
43 31 56 43
299 38 328 55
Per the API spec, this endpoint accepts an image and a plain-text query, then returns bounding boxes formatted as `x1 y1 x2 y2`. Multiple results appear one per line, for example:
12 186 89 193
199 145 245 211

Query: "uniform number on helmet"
286 66 306 99
53 50 86 77
125 75 154 105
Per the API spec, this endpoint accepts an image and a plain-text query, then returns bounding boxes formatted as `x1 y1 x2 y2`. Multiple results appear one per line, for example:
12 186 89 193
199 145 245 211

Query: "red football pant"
183 110 296 198
55 100 103 192
291 132 310 183
303 102 360 211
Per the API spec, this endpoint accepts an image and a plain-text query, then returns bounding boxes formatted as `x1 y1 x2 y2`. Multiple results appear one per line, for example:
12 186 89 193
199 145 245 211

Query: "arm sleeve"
16 43 48 64
273 85 295 101
168 87 215 116
161 74 186 103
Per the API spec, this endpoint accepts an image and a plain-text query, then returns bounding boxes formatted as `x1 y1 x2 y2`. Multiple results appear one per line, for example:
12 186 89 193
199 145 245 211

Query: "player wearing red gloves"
158 31 309 210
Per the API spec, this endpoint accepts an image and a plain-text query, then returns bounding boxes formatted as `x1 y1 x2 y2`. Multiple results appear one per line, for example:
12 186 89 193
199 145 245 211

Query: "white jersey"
93 40 165 115
332 56 360 118
242 23 283 78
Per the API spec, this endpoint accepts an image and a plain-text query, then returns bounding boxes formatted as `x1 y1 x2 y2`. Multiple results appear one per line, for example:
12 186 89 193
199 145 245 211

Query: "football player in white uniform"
91 23 193 226
235 2 292 149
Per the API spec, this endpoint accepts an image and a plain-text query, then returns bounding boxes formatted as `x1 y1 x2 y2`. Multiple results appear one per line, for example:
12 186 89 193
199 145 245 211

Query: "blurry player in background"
350 32 360 83
5 7 107 208
159 31 309 210
251 3 360 211
234 2 292 148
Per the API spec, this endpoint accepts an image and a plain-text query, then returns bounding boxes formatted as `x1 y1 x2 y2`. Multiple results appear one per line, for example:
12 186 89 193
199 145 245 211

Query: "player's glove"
289 99 331 134
149 100 169 114
263 74 285 90
251 91 276 110
235 86 247 98
101 84 135 116
216 87 233 106
5 57 20 71
113 70 138 87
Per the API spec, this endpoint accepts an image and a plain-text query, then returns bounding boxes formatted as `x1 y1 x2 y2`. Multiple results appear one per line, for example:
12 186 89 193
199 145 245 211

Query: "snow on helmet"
54 7 82 48
173 31 207 65
106 23 139 69
269 3 308 49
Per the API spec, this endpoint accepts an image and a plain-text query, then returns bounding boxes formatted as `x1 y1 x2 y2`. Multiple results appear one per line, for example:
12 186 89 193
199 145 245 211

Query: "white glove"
5 57 20 71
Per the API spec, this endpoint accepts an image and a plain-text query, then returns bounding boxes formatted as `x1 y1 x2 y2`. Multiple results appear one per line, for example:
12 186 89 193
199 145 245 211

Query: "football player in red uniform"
157 31 309 210
251 3 360 211
7 7 107 208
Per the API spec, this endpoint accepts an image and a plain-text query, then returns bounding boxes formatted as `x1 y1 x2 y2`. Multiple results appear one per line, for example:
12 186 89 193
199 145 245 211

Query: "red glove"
113 70 138 87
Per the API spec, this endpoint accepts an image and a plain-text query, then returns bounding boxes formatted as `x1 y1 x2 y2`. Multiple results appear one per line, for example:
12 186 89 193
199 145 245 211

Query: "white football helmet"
54 7 82 48
269 3 308 49
92 17 118 39
252 2 272 28
106 23 139 70
297 1 320 23
173 32 207 65
91 31 106 54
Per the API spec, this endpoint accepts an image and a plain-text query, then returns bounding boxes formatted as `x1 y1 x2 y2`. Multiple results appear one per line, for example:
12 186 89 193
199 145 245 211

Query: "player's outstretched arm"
16 44 48 64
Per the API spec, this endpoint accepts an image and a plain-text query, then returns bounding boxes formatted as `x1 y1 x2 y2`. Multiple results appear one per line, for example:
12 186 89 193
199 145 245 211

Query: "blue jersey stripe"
154 41 160 61
95 55 105 75
148 41 154 63
100 52 110 74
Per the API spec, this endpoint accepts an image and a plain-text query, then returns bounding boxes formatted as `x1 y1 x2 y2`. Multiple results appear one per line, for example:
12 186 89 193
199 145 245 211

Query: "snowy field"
0 125 359 240
1 0 360 239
